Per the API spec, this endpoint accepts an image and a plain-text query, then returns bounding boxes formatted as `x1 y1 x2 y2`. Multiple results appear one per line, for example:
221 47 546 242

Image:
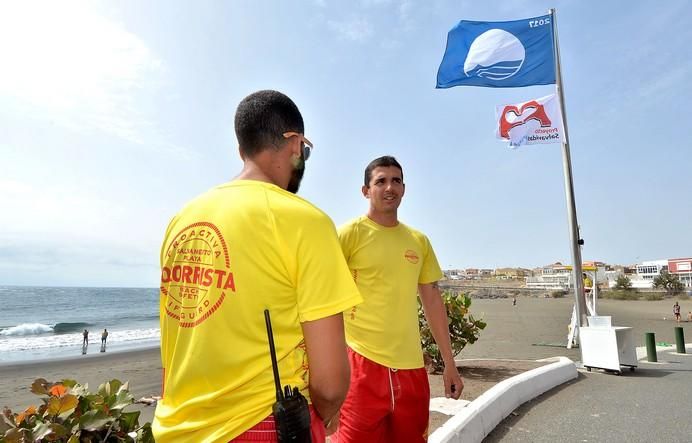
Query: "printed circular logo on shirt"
404 249 420 264
160 222 235 328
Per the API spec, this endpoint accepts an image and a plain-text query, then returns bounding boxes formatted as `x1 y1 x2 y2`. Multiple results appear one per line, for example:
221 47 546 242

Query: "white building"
526 264 572 290
668 258 692 288
618 259 669 289
607 258 691 289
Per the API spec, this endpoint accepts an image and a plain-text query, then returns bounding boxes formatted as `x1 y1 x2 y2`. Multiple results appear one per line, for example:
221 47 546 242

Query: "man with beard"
154 90 362 442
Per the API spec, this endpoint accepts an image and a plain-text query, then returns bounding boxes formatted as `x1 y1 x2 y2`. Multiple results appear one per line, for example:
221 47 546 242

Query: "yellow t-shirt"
583 277 593 291
338 216 443 369
153 180 362 442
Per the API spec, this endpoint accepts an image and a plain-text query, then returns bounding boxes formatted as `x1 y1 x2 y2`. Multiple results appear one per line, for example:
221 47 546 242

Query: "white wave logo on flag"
464 29 525 80
495 94 564 149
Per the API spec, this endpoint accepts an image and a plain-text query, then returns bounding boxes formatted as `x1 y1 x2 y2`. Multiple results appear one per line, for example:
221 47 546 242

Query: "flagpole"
549 8 588 334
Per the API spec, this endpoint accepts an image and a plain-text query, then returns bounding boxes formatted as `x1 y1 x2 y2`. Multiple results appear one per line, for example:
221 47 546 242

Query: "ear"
361 185 370 199
238 146 244 160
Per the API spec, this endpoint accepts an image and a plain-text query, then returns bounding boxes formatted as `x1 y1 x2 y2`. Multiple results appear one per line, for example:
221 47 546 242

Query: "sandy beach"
0 347 163 424
461 296 691 361
2 296 690 430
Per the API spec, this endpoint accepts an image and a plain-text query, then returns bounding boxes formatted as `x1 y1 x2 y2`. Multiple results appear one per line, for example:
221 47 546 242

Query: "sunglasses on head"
283 132 313 161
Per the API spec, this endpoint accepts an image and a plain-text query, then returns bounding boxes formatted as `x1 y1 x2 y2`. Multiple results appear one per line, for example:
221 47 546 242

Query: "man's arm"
301 313 350 430
419 281 464 399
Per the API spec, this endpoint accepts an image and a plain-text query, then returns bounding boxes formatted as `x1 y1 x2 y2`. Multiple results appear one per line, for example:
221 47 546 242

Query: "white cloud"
327 17 374 42
360 0 393 6
0 1 179 152
637 62 690 99
322 1 418 46
0 177 138 240
398 0 415 29
380 39 403 50
0 177 161 285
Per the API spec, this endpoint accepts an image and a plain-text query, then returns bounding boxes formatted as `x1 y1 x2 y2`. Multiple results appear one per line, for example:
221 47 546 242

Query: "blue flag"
436 14 555 88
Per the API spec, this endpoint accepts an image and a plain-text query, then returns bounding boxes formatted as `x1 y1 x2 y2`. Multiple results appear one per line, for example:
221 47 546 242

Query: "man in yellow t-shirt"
153 90 362 442
583 273 593 294
335 156 463 443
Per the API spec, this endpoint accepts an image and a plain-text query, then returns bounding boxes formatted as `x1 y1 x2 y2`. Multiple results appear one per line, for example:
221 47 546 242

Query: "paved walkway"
484 346 692 443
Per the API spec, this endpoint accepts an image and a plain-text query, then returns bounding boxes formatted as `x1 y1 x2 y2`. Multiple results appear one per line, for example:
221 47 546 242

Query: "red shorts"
230 407 325 442
333 348 430 443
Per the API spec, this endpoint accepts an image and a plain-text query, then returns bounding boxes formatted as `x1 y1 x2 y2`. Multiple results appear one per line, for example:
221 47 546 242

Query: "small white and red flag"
495 94 564 149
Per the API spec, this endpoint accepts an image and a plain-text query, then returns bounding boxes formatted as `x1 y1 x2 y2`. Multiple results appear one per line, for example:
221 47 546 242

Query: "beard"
286 159 305 194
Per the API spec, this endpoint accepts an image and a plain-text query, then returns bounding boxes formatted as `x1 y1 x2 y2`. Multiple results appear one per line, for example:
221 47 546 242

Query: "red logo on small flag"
499 101 552 138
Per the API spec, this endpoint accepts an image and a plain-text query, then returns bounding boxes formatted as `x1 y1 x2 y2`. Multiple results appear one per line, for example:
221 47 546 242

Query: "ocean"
0 286 159 364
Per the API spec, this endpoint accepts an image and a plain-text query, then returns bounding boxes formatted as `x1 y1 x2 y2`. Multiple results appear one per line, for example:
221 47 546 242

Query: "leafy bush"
601 290 640 300
419 291 486 373
0 378 153 442
644 292 664 301
653 271 685 294
614 275 632 290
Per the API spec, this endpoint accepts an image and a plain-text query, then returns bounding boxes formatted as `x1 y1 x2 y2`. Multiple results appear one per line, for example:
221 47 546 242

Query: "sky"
1 0 691 287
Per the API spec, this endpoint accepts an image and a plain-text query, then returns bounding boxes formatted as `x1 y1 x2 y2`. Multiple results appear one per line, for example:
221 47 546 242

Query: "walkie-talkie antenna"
264 309 284 402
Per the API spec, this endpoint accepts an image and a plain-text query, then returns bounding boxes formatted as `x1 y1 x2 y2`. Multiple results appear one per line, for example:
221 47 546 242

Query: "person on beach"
101 329 108 346
582 273 593 295
673 302 681 323
153 90 362 443
335 156 463 443
82 329 88 346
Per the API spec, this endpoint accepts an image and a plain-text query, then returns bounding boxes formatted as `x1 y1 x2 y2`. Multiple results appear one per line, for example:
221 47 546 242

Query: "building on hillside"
526 261 606 290
623 259 669 289
583 261 606 270
606 258 692 289
444 269 466 280
495 267 530 280
525 262 572 290
623 265 637 275
669 258 692 288
465 268 479 279
479 268 494 278
605 264 636 286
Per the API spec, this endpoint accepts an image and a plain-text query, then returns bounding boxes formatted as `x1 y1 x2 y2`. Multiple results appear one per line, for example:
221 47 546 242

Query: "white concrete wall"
429 357 577 443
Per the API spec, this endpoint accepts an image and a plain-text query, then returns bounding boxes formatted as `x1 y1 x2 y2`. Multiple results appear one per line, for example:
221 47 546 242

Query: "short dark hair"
234 90 304 158
364 156 403 187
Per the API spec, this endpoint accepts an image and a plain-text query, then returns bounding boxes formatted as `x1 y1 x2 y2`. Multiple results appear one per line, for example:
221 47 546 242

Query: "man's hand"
419 281 464 400
443 364 464 400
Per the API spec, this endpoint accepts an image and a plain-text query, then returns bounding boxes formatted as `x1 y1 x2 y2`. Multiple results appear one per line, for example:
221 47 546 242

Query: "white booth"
579 316 637 375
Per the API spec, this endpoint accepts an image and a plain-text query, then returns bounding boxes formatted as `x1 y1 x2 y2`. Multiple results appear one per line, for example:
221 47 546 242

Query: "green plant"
614 275 632 290
601 290 640 300
0 378 153 442
419 291 486 374
653 271 685 294
644 292 664 301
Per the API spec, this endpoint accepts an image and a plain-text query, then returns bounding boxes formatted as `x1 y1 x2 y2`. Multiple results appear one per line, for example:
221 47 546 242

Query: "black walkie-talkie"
264 309 312 443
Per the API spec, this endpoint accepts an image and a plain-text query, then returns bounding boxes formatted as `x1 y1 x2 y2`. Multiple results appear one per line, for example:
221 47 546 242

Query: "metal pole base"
675 327 686 354
645 332 657 362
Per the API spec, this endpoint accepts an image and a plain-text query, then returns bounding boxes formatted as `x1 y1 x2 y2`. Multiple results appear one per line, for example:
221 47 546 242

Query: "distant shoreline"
0 342 159 368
